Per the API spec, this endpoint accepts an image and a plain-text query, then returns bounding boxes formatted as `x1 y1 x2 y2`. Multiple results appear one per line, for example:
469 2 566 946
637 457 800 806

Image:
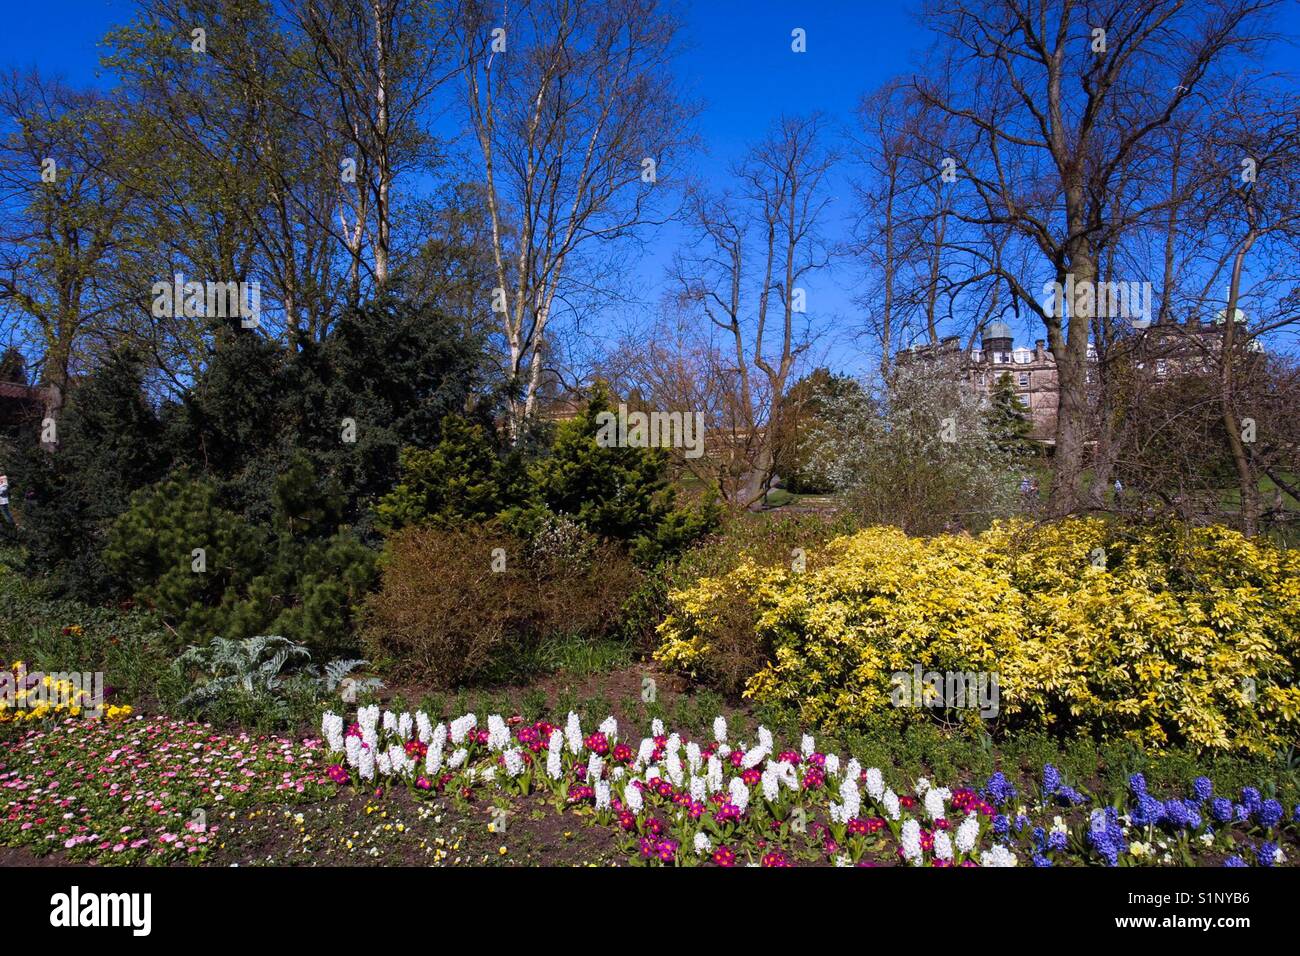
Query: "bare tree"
915 0 1279 515
291 0 456 300
454 0 694 438
1187 83 1300 534
673 114 836 508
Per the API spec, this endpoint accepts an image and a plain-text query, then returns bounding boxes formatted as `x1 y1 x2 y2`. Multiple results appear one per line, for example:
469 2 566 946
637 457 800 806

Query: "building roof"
0 381 44 402
982 320 1012 341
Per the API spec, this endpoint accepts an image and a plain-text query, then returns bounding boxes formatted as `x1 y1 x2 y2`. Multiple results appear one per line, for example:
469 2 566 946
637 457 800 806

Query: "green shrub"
378 387 720 564
103 475 376 656
173 635 379 730
619 511 857 656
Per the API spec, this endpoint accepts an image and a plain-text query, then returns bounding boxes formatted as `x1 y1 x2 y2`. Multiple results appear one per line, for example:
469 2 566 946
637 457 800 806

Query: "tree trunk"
1221 234 1258 535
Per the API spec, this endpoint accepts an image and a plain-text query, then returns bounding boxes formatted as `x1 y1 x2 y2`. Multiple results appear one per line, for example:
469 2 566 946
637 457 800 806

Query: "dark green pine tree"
522 386 720 563
12 346 169 599
987 372 1034 457
375 415 513 531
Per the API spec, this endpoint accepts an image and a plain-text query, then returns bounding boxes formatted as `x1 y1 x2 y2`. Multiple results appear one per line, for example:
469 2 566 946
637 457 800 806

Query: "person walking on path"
0 473 14 531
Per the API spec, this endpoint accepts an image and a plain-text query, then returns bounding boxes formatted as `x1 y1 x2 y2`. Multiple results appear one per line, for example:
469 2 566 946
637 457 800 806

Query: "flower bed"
4 699 1295 867
0 715 333 863
321 706 1300 867
0 661 134 723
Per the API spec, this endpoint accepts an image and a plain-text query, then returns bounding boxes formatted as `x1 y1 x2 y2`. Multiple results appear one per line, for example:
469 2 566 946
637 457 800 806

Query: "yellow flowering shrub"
0 662 133 724
656 520 1300 753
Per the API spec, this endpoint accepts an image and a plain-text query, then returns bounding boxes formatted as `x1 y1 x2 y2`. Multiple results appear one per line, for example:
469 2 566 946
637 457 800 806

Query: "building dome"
982 320 1013 344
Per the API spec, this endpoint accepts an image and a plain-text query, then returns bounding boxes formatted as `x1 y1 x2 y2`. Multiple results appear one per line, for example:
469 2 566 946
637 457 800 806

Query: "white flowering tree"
815 358 1018 533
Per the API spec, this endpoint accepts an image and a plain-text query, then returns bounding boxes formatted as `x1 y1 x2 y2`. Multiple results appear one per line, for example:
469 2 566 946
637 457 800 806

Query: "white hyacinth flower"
387 744 410 777
376 751 392 777
594 780 611 811
651 718 664 737
686 742 702 774
706 756 723 793
980 845 1018 867
546 730 564 780
713 715 727 744
690 776 706 803
834 777 861 822
449 714 476 745
599 716 617 740
665 749 684 787
359 705 380 752
425 732 444 775
586 753 604 784
382 710 398 735
901 819 923 865
694 832 712 856
864 767 883 801
397 712 412 740
741 744 768 770
800 734 815 758
956 814 980 854
634 738 656 770
761 768 780 803
321 712 344 753
924 787 948 821
934 830 953 861
448 748 468 770
825 753 840 777
415 711 432 744
883 788 901 821
487 714 510 751
344 735 361 768
625 783 644 812
728 777 750 813
503 748 525 777
565 712 582 755
358 745 375 781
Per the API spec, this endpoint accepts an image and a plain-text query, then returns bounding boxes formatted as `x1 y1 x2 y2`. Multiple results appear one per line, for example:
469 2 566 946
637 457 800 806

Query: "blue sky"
3 1 1297 376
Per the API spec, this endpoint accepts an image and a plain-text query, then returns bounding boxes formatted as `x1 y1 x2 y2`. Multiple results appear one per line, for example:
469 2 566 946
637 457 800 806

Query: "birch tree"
454 0 693 437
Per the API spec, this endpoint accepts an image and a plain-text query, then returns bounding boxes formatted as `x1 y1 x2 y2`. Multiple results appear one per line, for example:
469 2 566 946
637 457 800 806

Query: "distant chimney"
1186 312 1200 331
1034 340 1045 361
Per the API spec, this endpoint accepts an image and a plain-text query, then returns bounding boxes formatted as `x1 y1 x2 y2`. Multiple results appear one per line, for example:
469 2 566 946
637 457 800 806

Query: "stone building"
896 320 1063 442
895 312 1252 447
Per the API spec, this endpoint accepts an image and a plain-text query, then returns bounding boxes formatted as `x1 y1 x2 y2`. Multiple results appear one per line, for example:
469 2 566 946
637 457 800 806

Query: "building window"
1017 395 1030 408
1018 372 1030 387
